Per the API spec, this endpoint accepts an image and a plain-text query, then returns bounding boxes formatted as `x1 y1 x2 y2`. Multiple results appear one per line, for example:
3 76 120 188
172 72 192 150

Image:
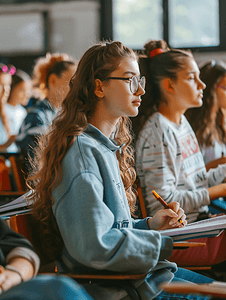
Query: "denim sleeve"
132 217 150 229
53 172 174 274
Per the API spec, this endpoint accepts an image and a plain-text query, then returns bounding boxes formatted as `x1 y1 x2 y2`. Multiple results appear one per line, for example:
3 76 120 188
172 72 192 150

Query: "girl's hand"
0 265 22 294
148 201 187 231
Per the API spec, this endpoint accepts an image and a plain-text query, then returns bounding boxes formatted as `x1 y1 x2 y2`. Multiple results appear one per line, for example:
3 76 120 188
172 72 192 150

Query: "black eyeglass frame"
106 75 146 94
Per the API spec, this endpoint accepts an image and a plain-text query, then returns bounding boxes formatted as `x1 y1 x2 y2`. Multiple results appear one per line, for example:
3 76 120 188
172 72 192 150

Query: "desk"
210 198 226 214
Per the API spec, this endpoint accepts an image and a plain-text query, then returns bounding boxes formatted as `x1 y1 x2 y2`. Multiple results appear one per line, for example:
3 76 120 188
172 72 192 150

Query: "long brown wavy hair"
185 61 226 147
26 41 137 261
132 39 193 135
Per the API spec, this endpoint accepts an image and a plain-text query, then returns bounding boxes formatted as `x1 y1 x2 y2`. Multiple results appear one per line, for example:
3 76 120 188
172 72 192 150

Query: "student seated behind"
185 60 226 170
27 41 214 300
132 39 226 268
5 70 31 136
16 53 77 164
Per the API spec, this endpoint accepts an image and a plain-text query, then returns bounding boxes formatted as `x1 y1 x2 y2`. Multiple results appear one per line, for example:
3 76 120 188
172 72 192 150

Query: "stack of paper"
159 215 226 241
0 191 33 218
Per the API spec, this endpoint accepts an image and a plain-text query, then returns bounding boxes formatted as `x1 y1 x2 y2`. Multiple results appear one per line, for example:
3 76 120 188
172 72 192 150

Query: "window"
168 0 219 48
101 0 225 52
113 0 163 49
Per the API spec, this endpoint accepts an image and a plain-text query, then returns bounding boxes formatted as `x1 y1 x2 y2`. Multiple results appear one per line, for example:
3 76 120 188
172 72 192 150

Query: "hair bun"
144 39 170 58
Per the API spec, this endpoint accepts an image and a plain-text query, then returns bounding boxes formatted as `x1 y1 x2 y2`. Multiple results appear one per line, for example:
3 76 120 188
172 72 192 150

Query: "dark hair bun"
143 39 170 58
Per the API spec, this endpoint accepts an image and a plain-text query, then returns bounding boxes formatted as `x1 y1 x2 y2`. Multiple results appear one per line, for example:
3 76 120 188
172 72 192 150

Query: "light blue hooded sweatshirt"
52 124 177 300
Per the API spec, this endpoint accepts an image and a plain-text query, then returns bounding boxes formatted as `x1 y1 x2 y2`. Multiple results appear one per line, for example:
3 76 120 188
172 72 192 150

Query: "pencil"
152 190 185 226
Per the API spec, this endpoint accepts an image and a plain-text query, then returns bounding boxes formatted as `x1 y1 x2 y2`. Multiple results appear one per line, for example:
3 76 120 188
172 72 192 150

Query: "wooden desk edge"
173 242 206 248
45 272 147 280
161 282 226 297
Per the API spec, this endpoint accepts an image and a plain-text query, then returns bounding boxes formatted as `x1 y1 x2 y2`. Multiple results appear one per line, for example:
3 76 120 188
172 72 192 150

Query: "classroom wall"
0 0 226 68
194 51 226 66
0 1 100 61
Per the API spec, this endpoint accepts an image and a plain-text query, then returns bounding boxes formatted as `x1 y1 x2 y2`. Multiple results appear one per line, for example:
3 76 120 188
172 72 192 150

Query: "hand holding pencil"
152 190 185 226
147 190 187 231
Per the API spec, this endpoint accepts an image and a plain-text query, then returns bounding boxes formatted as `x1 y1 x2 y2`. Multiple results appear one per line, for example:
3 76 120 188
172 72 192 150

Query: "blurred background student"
185 60 226 171
0 64 18 153
4 70 31 137
16 53 77 165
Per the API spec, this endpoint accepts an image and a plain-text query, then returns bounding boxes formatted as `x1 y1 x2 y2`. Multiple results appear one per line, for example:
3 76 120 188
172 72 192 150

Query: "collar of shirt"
84 123 125 152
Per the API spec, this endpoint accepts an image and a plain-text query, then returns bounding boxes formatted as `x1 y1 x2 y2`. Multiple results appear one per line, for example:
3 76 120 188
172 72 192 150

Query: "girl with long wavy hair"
185 61 226 170
26 41 215 300
133 39 226 270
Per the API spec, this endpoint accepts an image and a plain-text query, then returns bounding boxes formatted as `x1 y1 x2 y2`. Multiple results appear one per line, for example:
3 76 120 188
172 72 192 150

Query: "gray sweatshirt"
136 112 226 223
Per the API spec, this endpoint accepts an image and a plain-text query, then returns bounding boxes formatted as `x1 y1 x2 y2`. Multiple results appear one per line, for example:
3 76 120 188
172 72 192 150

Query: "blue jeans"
155 267 214 300
0 270 214 300
0 275 93 300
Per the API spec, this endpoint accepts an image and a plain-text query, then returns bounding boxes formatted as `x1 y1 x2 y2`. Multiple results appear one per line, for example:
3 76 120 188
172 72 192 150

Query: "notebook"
159 214 226 241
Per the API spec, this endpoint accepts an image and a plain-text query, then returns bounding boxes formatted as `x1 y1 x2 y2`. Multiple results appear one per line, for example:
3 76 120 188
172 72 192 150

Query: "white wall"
0 1 100 60
194 51 226 67
49 1 100 60
0 1 225 65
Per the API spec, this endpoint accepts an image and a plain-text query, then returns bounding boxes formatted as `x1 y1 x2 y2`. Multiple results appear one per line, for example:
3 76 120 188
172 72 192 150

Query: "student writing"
27 41 214 300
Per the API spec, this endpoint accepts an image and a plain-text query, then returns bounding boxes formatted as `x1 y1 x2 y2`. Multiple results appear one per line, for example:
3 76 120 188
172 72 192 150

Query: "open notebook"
159 214 226 241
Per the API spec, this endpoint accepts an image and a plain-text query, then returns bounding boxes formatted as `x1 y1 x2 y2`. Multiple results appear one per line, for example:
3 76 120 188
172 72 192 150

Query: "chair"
9 213 146 300
134 178 147 219
0 153 26 203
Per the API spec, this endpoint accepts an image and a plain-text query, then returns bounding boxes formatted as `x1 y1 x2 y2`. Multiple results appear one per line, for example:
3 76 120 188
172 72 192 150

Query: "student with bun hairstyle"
185 60 226 170
16 53 77 162
133 39 226 267
26 41 214 300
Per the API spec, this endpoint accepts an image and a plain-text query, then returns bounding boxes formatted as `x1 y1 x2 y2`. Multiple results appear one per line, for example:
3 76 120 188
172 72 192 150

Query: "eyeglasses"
106 75 146 94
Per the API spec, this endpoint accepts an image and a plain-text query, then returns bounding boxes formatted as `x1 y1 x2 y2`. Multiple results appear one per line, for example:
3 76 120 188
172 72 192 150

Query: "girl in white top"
5 70 31 135
133 39 226 267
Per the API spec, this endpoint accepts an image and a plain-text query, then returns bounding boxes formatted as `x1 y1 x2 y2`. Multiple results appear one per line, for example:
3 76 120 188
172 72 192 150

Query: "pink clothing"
169 230 226 266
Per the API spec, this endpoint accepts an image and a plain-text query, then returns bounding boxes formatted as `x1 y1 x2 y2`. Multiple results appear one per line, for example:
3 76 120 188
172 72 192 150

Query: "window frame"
100 0 226 52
